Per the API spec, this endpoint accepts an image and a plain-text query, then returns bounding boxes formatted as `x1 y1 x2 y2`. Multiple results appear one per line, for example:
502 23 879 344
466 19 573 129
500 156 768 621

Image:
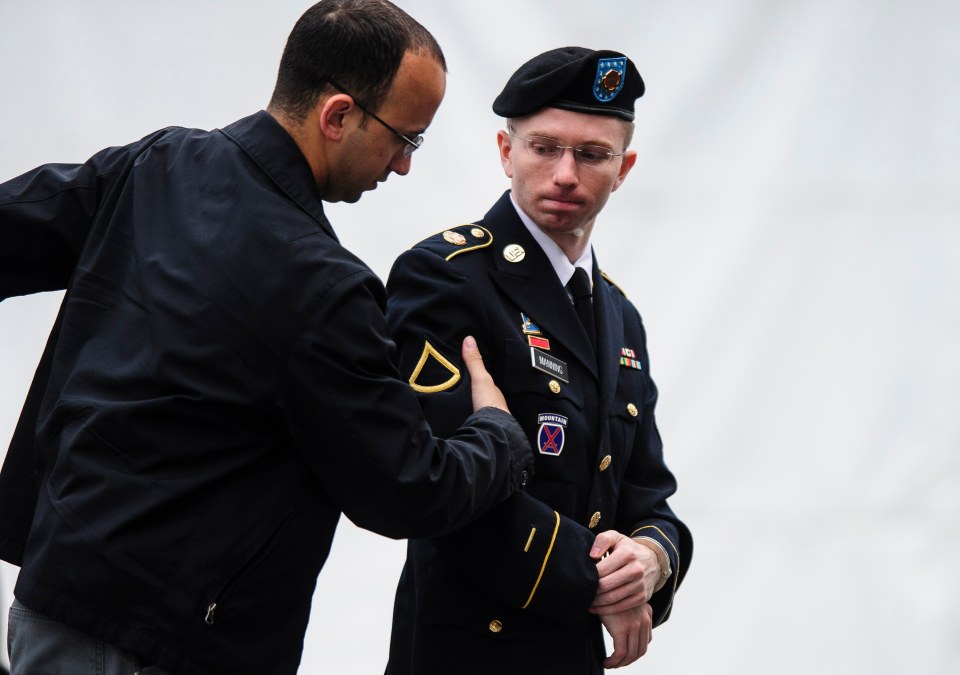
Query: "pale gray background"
2 1 958 673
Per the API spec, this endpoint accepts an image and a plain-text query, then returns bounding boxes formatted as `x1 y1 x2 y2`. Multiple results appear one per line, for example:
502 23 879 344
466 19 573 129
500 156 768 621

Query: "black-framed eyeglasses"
326 77 423 157
508 127 623 168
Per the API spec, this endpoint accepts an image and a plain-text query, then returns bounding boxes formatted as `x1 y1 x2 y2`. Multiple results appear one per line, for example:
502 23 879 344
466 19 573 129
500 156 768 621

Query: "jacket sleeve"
0 162 91 299
278 265 532 540
384 245 600 625
613 301 693 626
0 128 178 301
431 491 599 624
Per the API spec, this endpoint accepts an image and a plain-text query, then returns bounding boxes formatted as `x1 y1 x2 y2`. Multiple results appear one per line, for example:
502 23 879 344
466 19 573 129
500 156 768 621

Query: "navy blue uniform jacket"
0 112 532 674
384 192 692 674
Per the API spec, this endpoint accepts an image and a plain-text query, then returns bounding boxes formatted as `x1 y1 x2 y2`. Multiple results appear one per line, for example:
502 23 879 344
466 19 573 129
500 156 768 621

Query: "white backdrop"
1 1 958 673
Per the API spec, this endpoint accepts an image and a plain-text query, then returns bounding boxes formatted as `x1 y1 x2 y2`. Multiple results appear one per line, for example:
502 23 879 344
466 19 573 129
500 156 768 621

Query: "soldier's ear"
611 150 637 193
497 129 515 179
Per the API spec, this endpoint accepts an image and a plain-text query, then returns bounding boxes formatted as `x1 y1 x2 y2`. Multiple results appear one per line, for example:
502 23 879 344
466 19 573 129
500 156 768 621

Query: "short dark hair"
269 0 446 122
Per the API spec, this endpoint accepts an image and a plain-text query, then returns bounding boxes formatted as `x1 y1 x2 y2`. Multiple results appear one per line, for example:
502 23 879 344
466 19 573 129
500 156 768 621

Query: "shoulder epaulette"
413 224 493 261
600 270 628 298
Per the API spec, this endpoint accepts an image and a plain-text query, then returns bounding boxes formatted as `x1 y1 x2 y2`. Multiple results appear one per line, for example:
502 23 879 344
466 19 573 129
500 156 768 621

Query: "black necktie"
567 267 596 349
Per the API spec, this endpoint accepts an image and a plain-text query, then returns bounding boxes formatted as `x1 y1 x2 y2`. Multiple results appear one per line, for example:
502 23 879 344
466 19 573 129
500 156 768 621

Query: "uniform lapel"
482 192 599 380
592 257 623 414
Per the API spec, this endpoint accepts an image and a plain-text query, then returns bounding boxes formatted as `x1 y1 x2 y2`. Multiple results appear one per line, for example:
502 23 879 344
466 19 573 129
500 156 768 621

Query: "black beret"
493 47 644 121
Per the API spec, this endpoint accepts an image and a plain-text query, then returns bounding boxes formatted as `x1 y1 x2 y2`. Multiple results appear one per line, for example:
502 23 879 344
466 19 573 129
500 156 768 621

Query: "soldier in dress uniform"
384 47 693 674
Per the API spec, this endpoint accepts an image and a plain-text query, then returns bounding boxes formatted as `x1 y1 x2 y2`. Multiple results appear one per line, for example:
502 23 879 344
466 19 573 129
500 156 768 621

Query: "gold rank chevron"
408 340 461 393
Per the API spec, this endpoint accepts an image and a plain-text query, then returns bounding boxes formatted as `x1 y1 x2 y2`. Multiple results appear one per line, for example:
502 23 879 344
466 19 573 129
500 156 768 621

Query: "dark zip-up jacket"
0 111 532 674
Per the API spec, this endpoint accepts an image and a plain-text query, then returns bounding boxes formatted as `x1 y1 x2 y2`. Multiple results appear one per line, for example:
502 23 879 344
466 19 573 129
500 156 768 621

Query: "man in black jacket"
385 47 692 673
0 1 533 673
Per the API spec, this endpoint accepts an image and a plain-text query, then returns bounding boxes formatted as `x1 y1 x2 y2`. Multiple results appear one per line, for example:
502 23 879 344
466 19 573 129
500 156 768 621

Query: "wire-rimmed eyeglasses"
326 77 424 157
508 128 623 168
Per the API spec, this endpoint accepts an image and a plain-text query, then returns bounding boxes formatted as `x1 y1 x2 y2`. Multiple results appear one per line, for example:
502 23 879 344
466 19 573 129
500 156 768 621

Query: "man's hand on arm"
462 335 510 413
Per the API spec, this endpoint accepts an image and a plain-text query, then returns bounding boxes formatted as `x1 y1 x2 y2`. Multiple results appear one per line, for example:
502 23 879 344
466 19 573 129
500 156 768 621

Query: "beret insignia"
594 57 627 102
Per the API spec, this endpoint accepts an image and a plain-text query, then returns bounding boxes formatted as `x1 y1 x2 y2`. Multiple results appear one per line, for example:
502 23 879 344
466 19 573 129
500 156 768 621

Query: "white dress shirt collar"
509 193 594 289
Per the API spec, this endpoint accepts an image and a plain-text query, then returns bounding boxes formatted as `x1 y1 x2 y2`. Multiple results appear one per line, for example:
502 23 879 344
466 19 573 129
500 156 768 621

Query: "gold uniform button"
588 511 602 529
626 403 638 417
548 380 561 394
599 455 612 472
489 619 503 633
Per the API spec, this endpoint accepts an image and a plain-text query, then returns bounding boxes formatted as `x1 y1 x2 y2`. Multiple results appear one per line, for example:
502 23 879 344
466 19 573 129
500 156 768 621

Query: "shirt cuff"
632 536 672 592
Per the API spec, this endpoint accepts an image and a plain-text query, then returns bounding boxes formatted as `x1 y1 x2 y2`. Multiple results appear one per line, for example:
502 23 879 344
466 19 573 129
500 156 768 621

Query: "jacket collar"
592 255 624 408
222 111 337 241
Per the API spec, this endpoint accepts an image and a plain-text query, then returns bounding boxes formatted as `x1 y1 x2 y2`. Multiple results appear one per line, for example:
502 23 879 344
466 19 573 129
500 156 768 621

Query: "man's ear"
318 93 355 142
